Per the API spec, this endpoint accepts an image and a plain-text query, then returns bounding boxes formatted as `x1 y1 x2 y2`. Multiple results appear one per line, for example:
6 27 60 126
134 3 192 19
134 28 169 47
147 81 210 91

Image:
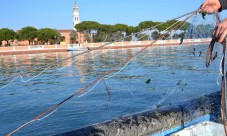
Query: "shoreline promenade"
0 38 211 55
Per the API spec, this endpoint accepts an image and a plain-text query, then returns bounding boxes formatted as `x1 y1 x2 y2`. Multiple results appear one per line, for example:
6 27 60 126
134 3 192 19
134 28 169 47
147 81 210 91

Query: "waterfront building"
1 2 85 46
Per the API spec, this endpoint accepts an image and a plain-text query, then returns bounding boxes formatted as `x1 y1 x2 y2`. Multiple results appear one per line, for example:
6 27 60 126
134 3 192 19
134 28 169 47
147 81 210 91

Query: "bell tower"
73 2 80 30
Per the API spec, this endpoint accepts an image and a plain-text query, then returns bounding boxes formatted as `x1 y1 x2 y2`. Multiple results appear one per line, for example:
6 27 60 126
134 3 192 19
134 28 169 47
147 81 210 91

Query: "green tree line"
0 26 79 46
75 20 192 42
2 19 210 46
0 27 58 46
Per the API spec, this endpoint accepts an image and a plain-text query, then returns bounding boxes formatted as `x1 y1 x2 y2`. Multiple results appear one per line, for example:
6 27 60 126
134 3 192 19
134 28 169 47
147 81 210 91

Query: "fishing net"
0 10 226 136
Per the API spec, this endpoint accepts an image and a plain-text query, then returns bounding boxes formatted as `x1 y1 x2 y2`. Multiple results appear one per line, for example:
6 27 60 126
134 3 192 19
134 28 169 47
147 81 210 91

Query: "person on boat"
201 0 227 42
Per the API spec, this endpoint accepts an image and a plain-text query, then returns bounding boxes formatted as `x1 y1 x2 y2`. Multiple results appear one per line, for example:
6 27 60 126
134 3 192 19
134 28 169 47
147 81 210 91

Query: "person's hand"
213 18 227 42
201 0 221 13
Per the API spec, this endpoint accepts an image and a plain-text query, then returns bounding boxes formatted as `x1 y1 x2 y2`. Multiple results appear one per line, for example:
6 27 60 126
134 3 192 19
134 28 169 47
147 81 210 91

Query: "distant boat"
67 44 88 51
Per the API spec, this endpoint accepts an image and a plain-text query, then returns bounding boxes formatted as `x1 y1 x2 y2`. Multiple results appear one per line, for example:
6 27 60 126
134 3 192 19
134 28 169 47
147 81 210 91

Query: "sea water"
0 44 222 135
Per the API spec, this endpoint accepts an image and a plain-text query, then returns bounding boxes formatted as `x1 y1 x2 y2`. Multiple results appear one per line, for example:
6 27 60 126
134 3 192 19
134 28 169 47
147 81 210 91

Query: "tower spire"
73 1 80 30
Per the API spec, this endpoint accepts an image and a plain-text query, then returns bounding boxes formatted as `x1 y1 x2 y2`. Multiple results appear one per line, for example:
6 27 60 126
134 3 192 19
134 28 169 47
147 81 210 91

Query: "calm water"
0 44 222 135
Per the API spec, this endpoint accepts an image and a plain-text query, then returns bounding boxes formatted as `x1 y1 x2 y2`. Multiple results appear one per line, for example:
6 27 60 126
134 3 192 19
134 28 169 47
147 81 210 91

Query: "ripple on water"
0 45 222 135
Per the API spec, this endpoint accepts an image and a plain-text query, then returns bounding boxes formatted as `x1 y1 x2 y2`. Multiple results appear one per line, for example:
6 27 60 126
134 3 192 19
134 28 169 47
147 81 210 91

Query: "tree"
156 20 179 31
75 21 100 32
138 21 156 30
112 24 128 33
0 28 16 46
99 24 113 33
0 34 2 46
180 22 191 31
60 36 65 42
93 31 108 42
37 28 58 45
18 26 37 45
137 33 149 41
69 30 78 43
126 26 135 36
75 21 101 43
55 31 62 44
109 24 129 41
112 31 124 42
0 32 3 46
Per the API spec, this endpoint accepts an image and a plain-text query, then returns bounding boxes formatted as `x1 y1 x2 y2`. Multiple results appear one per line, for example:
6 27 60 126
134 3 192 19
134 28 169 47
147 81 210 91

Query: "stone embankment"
0 39 211 55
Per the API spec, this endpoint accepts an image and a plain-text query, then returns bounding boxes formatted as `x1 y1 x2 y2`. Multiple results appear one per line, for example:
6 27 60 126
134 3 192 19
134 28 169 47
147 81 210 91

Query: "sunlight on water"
0 44 222 135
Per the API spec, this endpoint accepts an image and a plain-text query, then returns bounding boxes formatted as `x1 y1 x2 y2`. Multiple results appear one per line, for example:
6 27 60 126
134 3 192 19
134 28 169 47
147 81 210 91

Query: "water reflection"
0 45 222 135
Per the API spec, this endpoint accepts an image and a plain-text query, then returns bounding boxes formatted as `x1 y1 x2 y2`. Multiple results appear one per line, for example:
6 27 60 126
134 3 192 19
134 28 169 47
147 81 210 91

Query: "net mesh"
0 10 225 136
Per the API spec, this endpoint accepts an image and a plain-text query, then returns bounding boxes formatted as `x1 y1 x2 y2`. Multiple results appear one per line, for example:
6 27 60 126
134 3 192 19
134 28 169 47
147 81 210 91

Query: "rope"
0 9 199 90
5 9 200 136
214 12 227 136
221 39 227 136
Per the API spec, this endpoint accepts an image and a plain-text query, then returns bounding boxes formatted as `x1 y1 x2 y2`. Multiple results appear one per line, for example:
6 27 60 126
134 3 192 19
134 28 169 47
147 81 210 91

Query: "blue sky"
1 0 227 31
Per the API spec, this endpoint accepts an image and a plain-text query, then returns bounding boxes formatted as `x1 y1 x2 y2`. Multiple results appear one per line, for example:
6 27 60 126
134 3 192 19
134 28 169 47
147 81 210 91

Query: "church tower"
73 2 80 30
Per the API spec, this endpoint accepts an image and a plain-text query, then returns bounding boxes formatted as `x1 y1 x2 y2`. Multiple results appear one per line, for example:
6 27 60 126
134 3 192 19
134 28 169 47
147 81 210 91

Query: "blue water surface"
0 44 222 135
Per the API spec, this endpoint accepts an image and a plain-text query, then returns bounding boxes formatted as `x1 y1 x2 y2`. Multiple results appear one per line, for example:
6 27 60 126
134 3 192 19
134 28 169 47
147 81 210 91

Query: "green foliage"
69 30 78 43
18 26 37 44
201 10 207 19
83 31 92 43
75 21 100 32
126 26 135 35
158 20 176 31
0 17 209 45
37 28 58 44
146 79 151 84
133 26 142 33
113 24 128 32
138 21 156 30
0 33 2 46
137 33 149 40
56 31 62 44
60 36 65 42
0 28 16 43
74 20 195 43
180 22 190 31
94 31 106 42
112 31 124 42
99 24 113 33
151 87 156 92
